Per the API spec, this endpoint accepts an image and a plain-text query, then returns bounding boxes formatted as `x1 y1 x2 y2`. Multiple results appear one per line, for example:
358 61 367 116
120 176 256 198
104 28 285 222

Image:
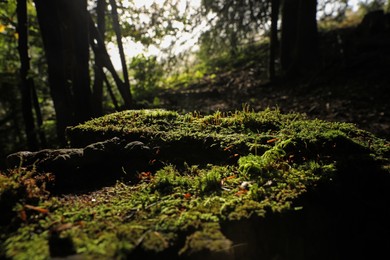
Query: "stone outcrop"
7 148 84 173
6 137 156 191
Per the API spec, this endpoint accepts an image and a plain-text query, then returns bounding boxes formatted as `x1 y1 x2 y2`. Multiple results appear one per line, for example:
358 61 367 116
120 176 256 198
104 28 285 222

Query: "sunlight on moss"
2 108 389 259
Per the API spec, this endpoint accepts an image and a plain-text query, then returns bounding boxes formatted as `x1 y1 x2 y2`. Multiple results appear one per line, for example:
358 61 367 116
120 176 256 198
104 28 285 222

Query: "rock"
6 149 84 172
124 141 151 158
45 149 84 171
83 137 125 164
6 151 34 169
6 137 154 178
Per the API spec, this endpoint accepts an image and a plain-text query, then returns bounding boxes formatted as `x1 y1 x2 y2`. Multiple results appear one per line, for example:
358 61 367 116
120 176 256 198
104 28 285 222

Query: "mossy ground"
1 108 389 259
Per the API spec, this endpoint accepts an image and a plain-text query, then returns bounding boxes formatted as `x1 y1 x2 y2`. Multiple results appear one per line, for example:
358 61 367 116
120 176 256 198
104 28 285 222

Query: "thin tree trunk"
229 30 238 57
269 0 280 81
88 14 131 109
103 73 120 111
109 0 132 108
17 0 39 150
92 0 107 117
30 78 47 147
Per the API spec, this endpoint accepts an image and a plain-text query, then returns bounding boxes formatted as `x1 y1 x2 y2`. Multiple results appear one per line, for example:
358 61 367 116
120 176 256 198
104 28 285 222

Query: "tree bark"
280 0 319 78
30 78 47 147
68 0 93 124
88 14 132 108
103 73 120 111
280 0 299 73
17 0 39 150
34 0 74 145
92 0 107 117
34 0 94 144
269 0 280 81
294 0 319 74
109 0 132 109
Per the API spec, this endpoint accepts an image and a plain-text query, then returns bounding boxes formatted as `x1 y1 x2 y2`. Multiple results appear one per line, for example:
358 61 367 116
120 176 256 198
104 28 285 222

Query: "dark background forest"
0 0 389 169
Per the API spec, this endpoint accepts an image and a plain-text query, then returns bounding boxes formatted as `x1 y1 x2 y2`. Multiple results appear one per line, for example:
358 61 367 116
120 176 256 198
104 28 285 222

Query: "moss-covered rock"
1 108 389 259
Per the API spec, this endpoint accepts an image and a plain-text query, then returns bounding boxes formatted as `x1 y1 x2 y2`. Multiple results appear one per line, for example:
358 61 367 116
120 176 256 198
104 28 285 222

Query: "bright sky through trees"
108 0 364 70
108 0 201 69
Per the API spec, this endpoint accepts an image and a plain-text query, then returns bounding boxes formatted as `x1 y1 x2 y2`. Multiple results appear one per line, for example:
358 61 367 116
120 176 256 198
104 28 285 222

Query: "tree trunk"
17 0 39 150
34 0 93 144
34 0 74 145
294 0 319 74
88 14 132 108
68 0 93 123
30 78 47 147
269 0 280 81
103 73 120 111
92 0 107 117
280 0 319 78
109 0 132 109
280 0 299 73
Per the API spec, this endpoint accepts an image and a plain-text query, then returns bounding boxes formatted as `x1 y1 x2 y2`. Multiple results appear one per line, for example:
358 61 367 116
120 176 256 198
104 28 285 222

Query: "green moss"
178 223 232 256
199 167 222 194
2 108 389 259
3 225 49 260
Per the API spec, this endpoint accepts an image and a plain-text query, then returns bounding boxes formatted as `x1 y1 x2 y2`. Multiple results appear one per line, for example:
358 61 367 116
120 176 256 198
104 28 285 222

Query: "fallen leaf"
25 204 49 214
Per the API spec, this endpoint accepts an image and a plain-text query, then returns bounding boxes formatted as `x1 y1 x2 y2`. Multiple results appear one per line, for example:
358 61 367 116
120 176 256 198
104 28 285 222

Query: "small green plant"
153 166 178 194
238 139 291 179
200 167 222 194
248 183 266 201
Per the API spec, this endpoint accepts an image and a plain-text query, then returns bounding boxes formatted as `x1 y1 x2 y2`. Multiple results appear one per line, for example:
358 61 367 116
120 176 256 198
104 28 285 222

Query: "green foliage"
116 0 192 47
163 69 206 89
0 0 55 156
0 73 25 165
199 0 270 55
196 39 269 76
358 0 387 12
0 2 24 161
130 55 163 103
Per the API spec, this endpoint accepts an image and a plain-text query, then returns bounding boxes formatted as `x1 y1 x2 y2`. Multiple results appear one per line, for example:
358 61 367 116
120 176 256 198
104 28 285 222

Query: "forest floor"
157 63 390 139
158 57 390 140
3 106 389 259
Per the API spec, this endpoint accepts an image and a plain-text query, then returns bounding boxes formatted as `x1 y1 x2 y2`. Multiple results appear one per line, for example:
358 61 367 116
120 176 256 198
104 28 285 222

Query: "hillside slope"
157 14 390 139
